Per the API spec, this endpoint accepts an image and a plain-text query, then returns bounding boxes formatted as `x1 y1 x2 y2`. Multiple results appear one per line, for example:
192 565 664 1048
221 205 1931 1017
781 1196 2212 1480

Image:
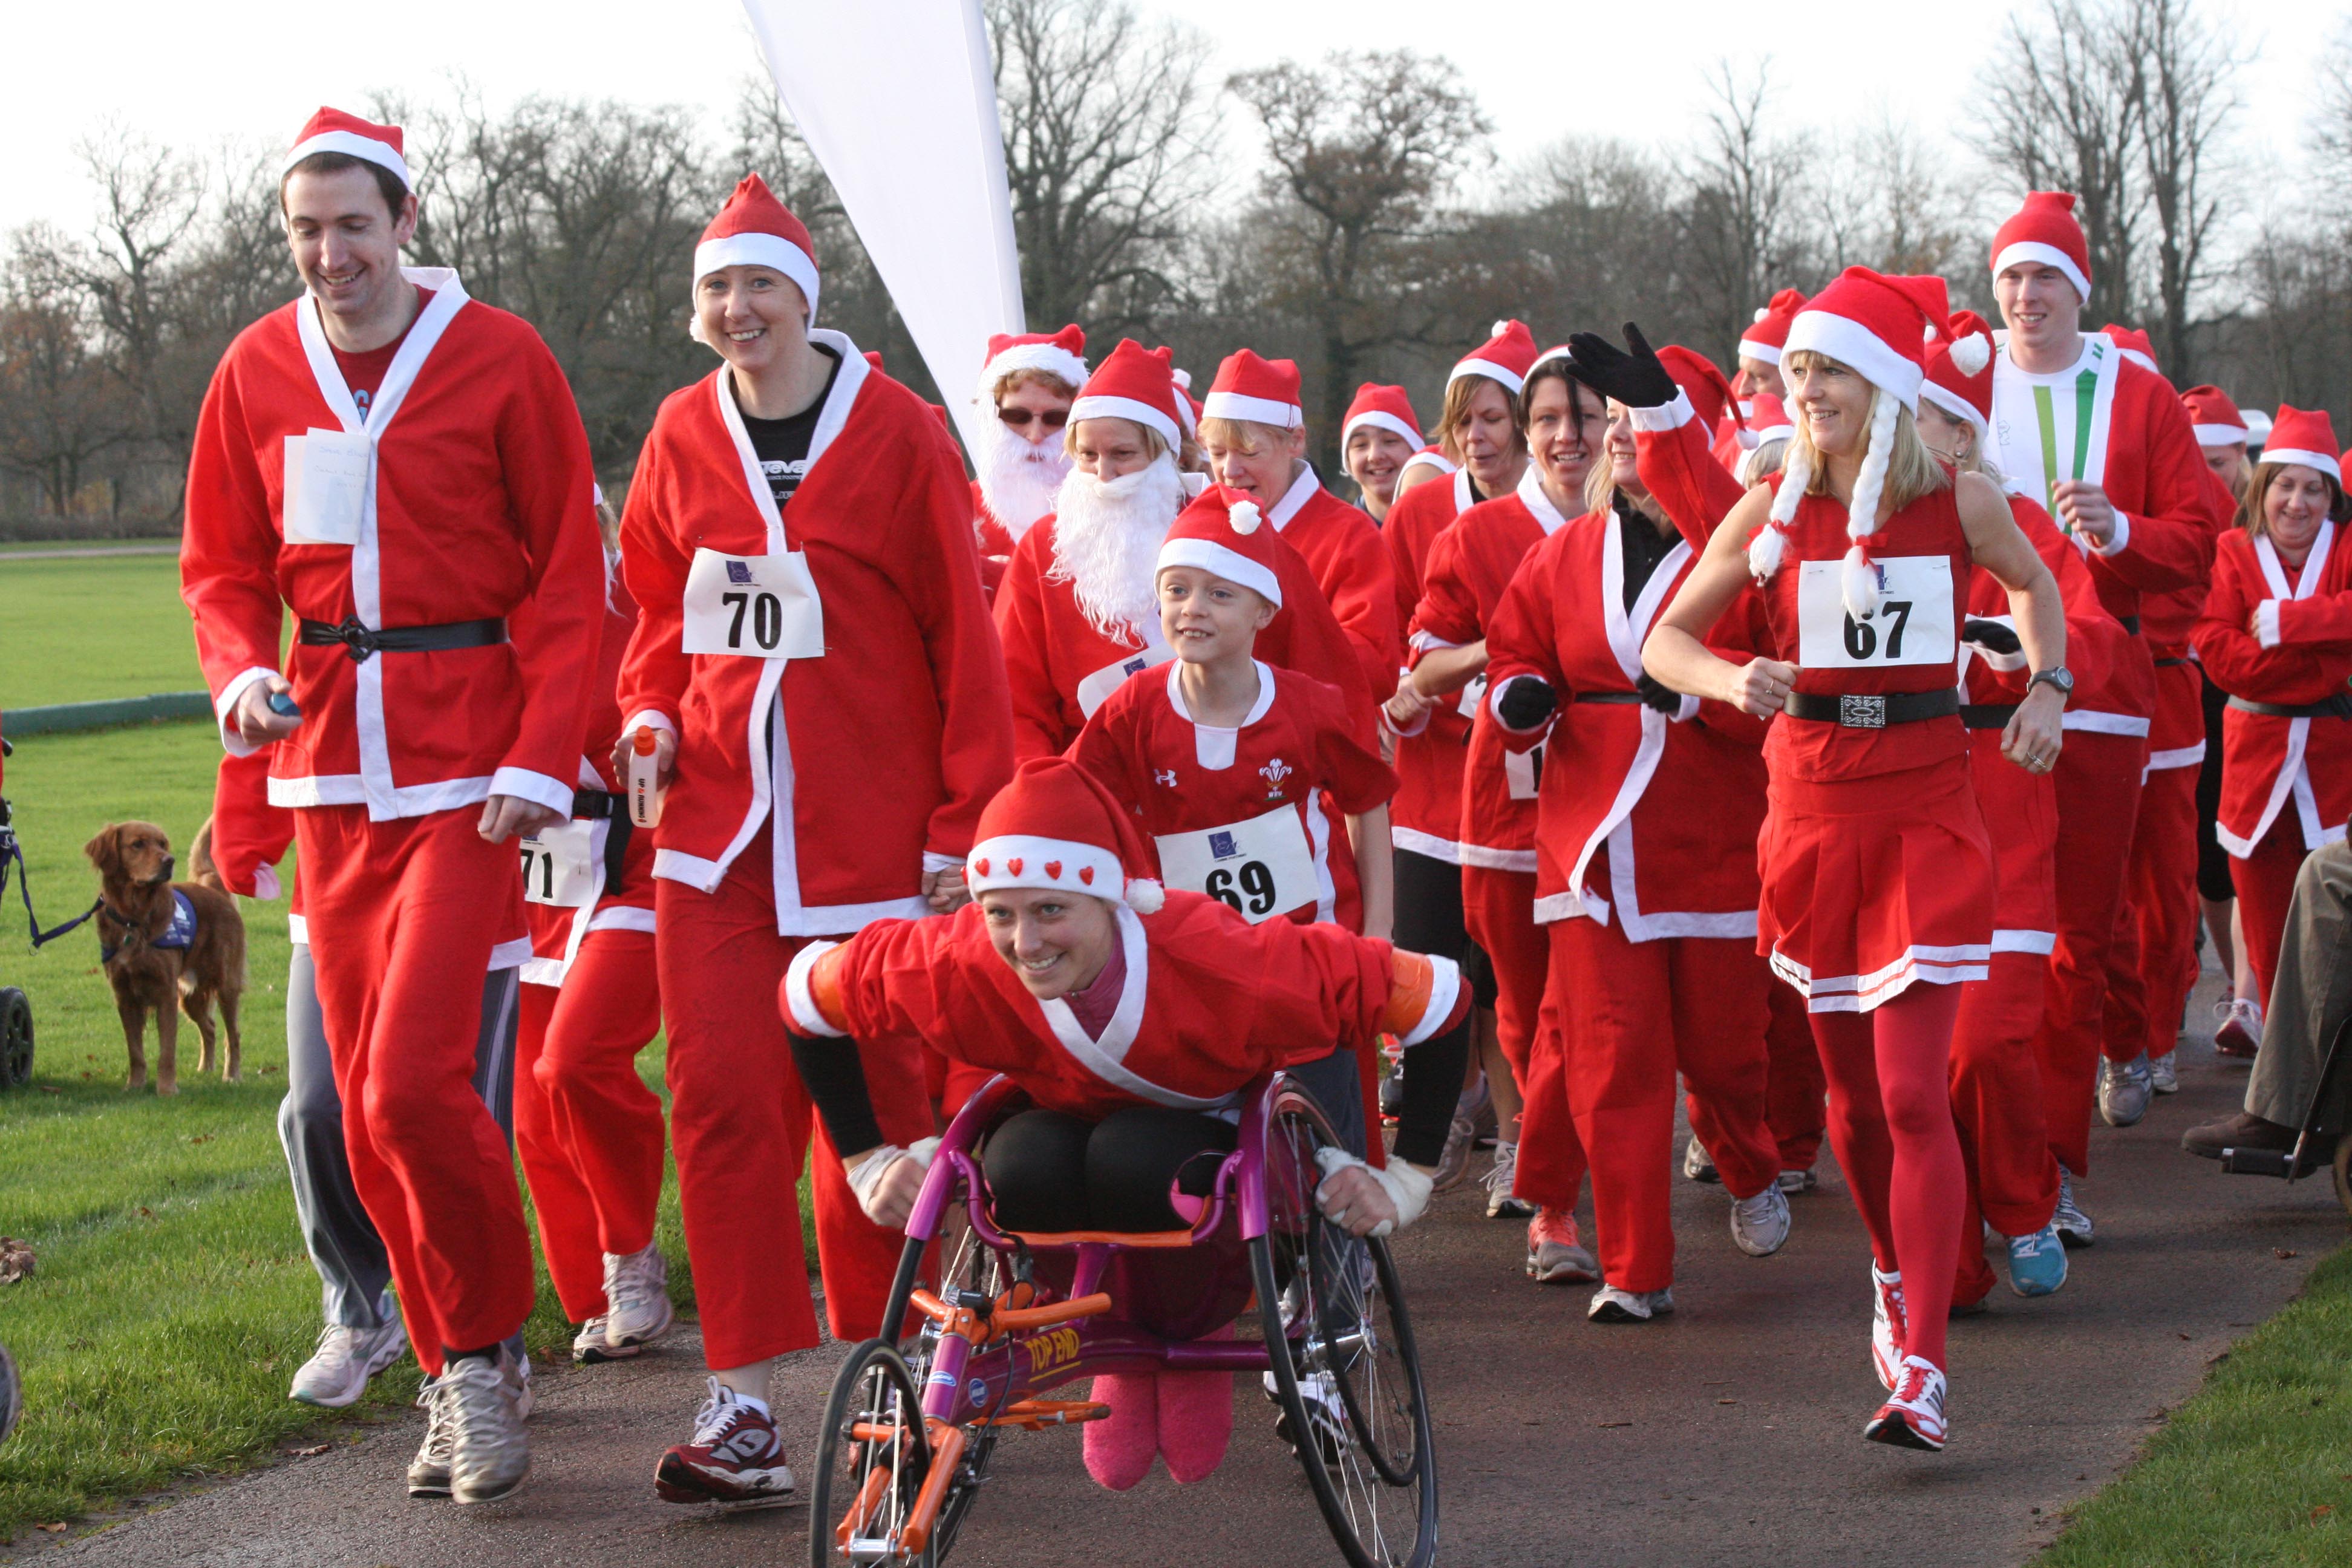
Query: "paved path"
19 969 2347 1567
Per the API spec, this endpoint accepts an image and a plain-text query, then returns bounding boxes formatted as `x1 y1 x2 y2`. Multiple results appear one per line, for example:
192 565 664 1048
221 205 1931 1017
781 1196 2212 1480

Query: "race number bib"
681 548 825 659
1076 641 1175 717
1154 806 1318 924
1795 557 1957 670
1505 741 1544 801
282 428 371 546
518 821 598 908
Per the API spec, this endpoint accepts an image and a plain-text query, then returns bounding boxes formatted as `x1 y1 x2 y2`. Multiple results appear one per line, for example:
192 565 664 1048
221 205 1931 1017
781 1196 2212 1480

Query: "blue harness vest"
102 889 197 962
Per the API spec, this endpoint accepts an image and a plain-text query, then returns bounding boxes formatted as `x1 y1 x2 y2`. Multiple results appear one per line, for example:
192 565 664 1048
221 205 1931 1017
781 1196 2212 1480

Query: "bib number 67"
1842 600 1913 661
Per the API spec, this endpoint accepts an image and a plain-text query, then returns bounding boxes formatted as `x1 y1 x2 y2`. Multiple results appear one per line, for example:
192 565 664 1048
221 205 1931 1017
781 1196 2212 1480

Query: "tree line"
0 0 2331 537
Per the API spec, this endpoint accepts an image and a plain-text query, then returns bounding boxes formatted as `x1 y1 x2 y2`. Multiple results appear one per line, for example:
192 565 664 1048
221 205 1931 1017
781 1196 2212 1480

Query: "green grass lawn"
0 556 206 708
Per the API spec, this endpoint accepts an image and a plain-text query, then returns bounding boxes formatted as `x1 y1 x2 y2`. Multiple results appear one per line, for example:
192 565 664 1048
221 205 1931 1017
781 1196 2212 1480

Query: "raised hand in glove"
1961 618 2022 656
1564 321 1676 410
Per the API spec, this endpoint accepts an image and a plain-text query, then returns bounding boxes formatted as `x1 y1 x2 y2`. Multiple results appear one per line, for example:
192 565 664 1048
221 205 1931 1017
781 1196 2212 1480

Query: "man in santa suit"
1986 192 2226 1242
181 107 602 1504
1197 350 1400 715
614 173 1013 1508
994 339 1373 760
970 325 1088 598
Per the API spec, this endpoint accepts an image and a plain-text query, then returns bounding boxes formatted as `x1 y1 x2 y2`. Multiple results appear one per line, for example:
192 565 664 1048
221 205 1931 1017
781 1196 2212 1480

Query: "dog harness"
101 889 197 963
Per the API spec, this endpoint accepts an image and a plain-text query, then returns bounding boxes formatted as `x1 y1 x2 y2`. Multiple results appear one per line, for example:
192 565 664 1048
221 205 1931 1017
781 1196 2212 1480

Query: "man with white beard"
995 338 1376 760
972 326 1087 598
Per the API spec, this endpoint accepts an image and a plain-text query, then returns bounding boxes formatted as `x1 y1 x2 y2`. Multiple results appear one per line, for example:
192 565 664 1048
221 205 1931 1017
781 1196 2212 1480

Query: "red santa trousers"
1762 982 1828 1171
1462 864 1546 1087
658 824 928 1368
514 928 665 1323
298 805 534 1374
1546 908 1776 1292
1949 952 2059 1307
2102 762 2203 1066
1510 967 1590 1213
2232 818 2312 1011
2033 730 2146 1177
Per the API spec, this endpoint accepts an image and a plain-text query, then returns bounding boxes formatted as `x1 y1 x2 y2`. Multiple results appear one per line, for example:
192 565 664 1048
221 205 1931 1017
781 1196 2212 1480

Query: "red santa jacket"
1070 661 1395 931
993 511 1374 762
1631 390 1745 555
1382 467 1480 860
783 890 1465 1120
181 269 603 822
1484 507 1772 939
616 335 1015 933
2196 525 2352 857
969 479 1015 604
2139 463 2242 766
1263 465 1400 717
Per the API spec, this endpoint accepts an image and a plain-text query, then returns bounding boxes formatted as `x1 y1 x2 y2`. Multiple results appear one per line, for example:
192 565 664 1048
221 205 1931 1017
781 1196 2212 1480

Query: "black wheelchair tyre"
0 1341 19 1445
0 988 31 1089
809 1338 935 1568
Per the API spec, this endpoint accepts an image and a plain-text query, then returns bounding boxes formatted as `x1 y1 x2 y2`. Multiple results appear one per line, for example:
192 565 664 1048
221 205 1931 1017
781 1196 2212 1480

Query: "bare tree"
2132 0 2243 379
1676 62 1815 354
1818 115 1976 287
0 229 138 514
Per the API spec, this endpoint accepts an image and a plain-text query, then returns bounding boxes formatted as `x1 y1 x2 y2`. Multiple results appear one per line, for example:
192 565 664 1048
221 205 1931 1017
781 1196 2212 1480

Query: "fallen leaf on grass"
2314 1504 2335 1523
0 1237 34 1284
36 1523 65 1533
289 1443 330 1458
2278 1249 2301 1259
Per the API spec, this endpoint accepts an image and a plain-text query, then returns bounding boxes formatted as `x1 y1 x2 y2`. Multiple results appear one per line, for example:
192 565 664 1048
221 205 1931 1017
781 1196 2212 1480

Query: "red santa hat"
1757 267 1953 616
1204 349 1304 430
978 325 1088 404
283 106 410 188
2101 324 2160 374
1655 345 1740 438
1155 483 1283 608
2262 406 2342 483
1169 364 1202 437
1745 391 1795 446
1342 384 1424 449
696 174 822 319
969 757 1166 914
1449 320 1541 394
1399 446 1459 480
1070 339 1184 449
1918 310 1998 439
1736 288 1808 367
2180 385 2250 448
1991 191 2092 302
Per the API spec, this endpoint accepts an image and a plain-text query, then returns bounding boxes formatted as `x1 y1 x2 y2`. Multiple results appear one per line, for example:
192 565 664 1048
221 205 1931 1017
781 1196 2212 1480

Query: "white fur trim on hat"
969 832 1163 912
1447 358 1526 394
1736 338 1784 367
1156 537 1282 607
1070 393 1180 448
979 343 1089 404
2192 421 2250 448
1343 410 1423 448
694 233 822 320
1202 390 1302 429
2263 447 2342 482
1918 379 1990 441
1400 448 1458 477
283 129 411 187
1783 310 1925 411
1991 240 2091 304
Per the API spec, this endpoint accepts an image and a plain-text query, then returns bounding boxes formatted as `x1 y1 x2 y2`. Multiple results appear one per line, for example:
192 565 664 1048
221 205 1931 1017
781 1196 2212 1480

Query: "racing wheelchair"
810 1070 1439 1567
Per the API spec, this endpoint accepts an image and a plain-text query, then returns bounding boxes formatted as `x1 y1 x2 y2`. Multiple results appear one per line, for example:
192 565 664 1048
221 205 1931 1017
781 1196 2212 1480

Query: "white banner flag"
739 0 1025 462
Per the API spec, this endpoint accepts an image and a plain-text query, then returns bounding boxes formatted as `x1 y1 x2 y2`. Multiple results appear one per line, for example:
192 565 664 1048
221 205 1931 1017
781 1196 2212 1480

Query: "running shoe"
1683 1134 1720 1184
408 1352 530 1498
1273 1369 1350 1466
1864 1356 1947 1451
1730 1184 1792 1256
572 1314 641 1365
437 1351 531 1504
1870 1267 1907 1391
290 1318 407 1408
2007 1223 2068 1297
1525 1208 1599 1283
602 1243 676 1351
1431 1082 1486 1194
2213 997 2262 1059
1483 1141 1535 1218
2053 1170 2095 1247
2149 1050 2180 1094
1777 1166 1819 1194
1377 1071 1405 1126
1588 1284 1674 1323
2099 1054 2154 1128
656 1377 799 1508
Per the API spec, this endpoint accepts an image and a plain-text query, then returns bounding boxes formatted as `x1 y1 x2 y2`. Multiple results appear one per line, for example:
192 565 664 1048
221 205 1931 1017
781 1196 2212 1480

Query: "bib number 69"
722 590 785 653
1205 860 1278 916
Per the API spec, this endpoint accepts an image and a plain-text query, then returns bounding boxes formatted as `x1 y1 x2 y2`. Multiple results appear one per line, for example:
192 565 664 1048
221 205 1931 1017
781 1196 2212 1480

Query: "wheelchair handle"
911 1287 1113 1341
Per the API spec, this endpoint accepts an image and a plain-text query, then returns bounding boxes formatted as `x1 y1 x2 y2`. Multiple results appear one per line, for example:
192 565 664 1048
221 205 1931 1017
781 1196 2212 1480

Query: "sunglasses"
998 406 1070 430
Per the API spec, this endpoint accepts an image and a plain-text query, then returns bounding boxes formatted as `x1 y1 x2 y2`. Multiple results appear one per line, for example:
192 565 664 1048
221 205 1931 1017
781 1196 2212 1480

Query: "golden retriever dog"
82 821 246 1094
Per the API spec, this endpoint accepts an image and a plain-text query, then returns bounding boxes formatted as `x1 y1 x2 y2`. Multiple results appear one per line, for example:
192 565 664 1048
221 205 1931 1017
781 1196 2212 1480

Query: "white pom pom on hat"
1229 499 1262 535
1126 878 1165 915
1949 333 1991 377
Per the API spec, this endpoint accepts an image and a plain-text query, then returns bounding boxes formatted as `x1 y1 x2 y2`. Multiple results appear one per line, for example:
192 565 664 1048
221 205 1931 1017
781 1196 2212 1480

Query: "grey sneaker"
290 1318 408 1408
437 1351 530 1504
573 1313 641 1365
1777 1166 1818 1194
1431 1089 1481 1194
1588 1284 1674 1322
2099 1054 2153 1127
2149 1051 2179 1094
602 1244 676 1350
1730 1184 1792 1256
407 1380 455 1498
2053 1169 2095 1248
1482 1140 1535 1218
1683 1134 1720 1184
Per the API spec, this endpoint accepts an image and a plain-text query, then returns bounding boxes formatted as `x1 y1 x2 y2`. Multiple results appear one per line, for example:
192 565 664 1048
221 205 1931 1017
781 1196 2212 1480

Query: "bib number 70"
722 590 785 653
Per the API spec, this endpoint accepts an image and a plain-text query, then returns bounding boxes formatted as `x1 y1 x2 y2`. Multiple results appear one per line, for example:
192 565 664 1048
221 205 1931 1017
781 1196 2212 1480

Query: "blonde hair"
1063 417 1171 465
1437 375 1524 466
1197 415 1300 460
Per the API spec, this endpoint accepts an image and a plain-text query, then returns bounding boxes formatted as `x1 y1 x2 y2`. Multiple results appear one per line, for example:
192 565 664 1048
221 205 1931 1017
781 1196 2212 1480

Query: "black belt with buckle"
571 788 633 890
298 615 508 664
1960 703 2019 731
1572 692 1645 705
2154 656 2190 668
2228 693 2352 720
1783 689 1961 729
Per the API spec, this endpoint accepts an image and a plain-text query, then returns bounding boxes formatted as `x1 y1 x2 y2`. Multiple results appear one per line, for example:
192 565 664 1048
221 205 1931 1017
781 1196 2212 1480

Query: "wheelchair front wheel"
809 1339 935 1568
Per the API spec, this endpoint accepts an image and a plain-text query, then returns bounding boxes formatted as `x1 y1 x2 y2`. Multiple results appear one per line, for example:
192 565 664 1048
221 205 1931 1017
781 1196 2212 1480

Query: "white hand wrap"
1312 1146 1434 1238
846 1137 941 1217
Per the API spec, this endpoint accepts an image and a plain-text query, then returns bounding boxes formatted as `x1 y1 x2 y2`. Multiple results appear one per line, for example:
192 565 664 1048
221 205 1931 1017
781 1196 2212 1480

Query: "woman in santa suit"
614 174 1014 1508
1644 267 2068 1451
780 757 1470 1491
2194 407 2352 1016
1342 383 1425 525
995 341 1373 761
1481 376 1792 1323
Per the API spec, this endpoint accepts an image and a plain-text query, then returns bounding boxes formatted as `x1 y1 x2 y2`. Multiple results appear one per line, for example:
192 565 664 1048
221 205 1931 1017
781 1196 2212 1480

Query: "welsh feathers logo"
1259 757 1292 798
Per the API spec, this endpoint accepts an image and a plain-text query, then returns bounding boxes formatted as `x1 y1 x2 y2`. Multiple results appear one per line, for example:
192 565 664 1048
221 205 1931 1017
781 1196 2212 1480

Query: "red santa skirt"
1757 757 1994 1014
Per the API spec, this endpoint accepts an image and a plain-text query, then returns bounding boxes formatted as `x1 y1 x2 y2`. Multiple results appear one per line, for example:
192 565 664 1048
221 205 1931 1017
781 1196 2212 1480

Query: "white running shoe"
602 1244 676 1351
573 1313 641 1365
408 1380 456 1498
1271 1368 1350 1465
1864 1356 1948 1451
512 1350 534 1422
1525 1208 1599 1283
1482 1141 1536 1218
1587 1284 1674 1323
2213 997 2262 1059
2149 1051 2180 1094
290 1318 407 1409
2099 1054 2153 1127
1730 1184 1791 1256
1683 1134 1720 1183
2053 1169 2095 1247
434 1351 530 1504
1777 1166 1818 1194
1431 1082 1485 1193
1870 1267 1907 1391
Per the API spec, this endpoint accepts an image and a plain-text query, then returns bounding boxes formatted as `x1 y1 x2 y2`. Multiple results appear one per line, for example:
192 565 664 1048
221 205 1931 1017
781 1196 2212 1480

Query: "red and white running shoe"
1870 1266 1907 1391
1864 1355 1948 1451
655 1377 799 1508
1526 1208 1599 1283
2213 997 2262 1059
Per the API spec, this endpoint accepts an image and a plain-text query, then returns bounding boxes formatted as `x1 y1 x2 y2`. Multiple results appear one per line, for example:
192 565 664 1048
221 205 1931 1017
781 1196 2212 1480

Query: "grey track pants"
2247 837 2352 1131
280 944 521 1330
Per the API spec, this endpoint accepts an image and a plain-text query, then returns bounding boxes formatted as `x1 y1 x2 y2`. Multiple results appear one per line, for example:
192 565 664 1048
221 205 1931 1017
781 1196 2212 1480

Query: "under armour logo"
726 560 753 584
1155 769 1178 788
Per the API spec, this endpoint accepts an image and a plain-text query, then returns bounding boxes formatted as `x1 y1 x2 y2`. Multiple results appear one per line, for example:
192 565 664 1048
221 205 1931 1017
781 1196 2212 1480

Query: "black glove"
1636 673 1683 715
1962 619 2022 656
1564 322 1675 410
1494 675 1557 731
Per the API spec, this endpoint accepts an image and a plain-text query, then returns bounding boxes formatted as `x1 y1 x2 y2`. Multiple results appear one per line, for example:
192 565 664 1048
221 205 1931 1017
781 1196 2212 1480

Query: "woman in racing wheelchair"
780 754 1469 1491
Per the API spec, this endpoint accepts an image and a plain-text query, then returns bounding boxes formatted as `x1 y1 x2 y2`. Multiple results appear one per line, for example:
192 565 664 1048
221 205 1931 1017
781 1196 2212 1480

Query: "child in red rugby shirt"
1074 484 1397 938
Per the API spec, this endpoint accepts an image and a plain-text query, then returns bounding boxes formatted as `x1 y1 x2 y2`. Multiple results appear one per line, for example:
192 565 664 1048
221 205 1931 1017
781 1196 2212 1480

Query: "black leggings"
2197 668 2235 902
985 1106 1237 1233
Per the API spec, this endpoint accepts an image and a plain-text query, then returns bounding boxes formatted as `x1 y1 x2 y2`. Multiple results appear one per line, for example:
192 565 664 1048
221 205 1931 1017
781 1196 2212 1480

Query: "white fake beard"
978 424 1072 542
1048 455 1187 643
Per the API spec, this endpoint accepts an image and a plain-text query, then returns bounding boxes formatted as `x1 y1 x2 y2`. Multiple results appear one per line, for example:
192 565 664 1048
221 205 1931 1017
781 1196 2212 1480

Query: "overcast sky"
4 0 2329 243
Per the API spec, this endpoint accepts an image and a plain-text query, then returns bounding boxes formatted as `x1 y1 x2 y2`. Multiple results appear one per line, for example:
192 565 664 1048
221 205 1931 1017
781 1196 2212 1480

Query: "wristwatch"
2026 667 2075 698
